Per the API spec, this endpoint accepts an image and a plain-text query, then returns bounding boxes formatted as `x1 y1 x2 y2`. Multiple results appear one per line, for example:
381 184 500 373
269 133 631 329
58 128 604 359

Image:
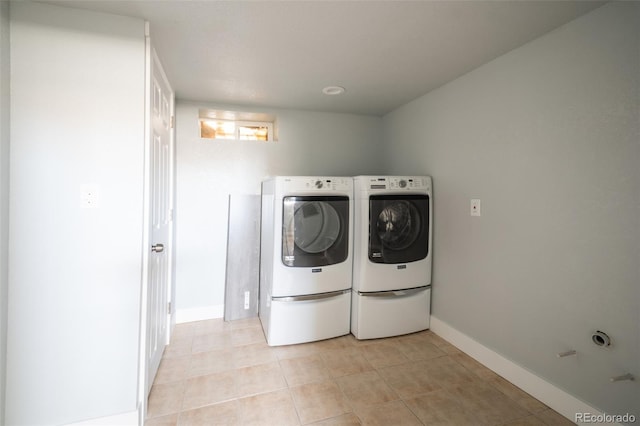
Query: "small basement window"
199 109 276 142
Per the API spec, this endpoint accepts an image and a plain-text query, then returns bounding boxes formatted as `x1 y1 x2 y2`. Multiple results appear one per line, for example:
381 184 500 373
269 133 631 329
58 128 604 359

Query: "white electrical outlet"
470 199 481 216
244 291 250 310
81 184 100 208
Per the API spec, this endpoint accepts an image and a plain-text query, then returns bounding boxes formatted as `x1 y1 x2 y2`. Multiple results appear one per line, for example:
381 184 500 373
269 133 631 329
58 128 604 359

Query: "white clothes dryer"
259 176 353 346
351 176 432 339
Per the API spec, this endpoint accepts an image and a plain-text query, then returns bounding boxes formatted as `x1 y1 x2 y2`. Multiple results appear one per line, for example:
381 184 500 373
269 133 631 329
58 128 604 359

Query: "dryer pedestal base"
351 286 431 340
262 290 351 346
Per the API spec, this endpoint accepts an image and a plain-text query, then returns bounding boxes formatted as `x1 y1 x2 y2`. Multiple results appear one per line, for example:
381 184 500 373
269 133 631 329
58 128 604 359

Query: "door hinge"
167 301 171 315
170 115 175 129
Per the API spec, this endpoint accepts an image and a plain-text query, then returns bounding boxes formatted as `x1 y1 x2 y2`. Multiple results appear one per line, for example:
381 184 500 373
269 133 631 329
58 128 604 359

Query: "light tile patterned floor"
145 318 574 426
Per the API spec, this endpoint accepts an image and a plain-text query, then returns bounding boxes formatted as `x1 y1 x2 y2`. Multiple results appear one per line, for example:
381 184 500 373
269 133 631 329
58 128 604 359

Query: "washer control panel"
364 176 430 191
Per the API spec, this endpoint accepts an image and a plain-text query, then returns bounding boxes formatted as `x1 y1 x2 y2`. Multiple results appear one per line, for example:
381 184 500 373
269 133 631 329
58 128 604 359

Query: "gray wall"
0 2 9 423
175 101 383 315
7 3 145 424
383 1 639 417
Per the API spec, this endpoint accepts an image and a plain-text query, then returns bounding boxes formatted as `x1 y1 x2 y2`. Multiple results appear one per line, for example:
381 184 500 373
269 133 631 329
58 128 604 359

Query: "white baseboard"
63 410 138 426
430 316 610 425
175 304 224 324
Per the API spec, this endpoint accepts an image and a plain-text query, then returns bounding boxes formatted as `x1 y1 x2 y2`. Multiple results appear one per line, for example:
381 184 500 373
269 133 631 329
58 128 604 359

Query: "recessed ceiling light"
322 86 346 96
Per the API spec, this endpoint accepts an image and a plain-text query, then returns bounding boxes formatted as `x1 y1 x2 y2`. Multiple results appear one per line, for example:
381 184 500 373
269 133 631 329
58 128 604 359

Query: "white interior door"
146 46 174 394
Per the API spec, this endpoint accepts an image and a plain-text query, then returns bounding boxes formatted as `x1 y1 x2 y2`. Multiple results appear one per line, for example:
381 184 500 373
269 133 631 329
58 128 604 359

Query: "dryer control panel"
279 176 352 192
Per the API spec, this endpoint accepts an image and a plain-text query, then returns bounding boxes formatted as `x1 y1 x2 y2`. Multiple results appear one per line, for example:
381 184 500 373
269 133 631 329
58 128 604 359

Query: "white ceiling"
43 0 605 116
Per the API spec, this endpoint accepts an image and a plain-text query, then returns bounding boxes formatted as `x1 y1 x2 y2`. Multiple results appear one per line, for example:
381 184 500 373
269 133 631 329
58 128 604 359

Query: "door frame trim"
136 22 152 424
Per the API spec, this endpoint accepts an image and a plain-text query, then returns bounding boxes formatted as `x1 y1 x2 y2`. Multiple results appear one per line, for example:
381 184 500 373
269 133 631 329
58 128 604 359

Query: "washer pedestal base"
351 286 430 340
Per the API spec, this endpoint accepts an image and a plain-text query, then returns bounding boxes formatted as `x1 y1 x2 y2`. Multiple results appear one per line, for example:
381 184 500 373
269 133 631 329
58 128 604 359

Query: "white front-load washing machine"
351 176 432 339
259 176 353 346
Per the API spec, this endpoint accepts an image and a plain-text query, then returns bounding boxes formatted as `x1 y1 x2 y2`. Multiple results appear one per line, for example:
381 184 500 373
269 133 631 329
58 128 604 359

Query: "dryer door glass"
282 196 349 267
369 194 429 264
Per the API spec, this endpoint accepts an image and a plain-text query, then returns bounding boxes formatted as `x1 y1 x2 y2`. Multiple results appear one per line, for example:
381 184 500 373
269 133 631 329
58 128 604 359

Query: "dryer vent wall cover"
592 330 612 347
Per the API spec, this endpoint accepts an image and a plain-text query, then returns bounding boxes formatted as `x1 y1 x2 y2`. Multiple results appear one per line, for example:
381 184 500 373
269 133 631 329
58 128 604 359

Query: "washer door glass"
369 194 429 264
376 201 420 250
282 196 349 267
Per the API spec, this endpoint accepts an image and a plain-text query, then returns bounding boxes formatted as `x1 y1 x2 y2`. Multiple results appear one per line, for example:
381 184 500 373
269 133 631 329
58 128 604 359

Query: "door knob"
151 243 164 253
